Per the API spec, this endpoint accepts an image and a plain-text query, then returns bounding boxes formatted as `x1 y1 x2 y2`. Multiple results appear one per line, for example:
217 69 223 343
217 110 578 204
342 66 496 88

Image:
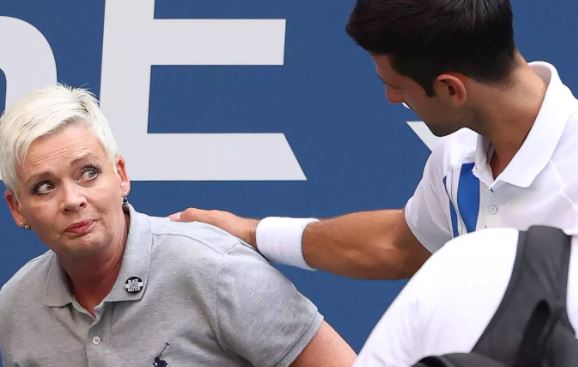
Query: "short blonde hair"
0 84 119 191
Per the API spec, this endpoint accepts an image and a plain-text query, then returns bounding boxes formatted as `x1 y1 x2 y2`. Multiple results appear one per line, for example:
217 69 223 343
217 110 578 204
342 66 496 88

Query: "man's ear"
115 156 131 197
5 190 26 227
434 73 468 106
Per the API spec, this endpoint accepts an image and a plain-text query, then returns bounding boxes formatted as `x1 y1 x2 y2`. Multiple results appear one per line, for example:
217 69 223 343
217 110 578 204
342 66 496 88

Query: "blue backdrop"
1 0 578 361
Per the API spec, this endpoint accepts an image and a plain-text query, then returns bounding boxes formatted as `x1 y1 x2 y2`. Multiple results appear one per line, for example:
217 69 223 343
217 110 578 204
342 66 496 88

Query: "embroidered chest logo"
153 342 170 367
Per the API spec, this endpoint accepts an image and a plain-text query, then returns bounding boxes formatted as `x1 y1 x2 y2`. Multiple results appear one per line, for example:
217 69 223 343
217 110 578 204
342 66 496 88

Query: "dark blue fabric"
457 163 480 233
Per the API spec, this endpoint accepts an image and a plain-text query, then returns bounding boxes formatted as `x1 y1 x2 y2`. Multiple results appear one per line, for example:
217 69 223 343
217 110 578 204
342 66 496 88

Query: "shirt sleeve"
404 149 453 253
355 228 519 366
215 243 323 367
354 273 422 367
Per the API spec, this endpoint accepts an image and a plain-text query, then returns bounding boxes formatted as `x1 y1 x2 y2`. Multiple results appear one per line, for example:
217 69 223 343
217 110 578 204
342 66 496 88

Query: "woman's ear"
434 73 468 106
5 190 26 227
115 156 131 196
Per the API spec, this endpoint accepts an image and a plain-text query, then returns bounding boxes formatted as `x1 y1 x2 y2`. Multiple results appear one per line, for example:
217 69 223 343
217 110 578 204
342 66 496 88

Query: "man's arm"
291 321 356 367
171 208 430 279
302 209 430 279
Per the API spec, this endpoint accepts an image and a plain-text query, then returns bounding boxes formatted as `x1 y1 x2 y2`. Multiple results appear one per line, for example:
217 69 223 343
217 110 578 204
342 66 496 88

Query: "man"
354 227 578 366
171 0 578 279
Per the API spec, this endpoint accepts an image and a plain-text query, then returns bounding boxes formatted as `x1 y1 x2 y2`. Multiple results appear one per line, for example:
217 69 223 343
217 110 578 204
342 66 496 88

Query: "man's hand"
169 208 259 248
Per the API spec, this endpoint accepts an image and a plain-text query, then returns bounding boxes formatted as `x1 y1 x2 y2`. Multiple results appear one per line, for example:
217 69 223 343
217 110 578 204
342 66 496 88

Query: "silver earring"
121 195 129 207
21 224 31 230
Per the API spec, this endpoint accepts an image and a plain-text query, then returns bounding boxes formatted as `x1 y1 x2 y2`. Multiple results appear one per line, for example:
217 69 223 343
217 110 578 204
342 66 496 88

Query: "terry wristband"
256 217 319 270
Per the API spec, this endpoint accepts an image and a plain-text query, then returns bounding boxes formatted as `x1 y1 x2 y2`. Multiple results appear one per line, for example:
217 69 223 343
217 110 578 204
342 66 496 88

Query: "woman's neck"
60 213 129 315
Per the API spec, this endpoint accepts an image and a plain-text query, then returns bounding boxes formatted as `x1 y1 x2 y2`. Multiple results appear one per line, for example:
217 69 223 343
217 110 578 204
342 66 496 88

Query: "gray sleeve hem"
273 312 324 367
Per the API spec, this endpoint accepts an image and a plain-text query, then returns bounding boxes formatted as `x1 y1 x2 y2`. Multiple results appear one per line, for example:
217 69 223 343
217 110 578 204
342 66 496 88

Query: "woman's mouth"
65 220 94 235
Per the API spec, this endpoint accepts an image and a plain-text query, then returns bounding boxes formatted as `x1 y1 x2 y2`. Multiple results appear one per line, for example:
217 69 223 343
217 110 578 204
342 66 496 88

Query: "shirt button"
488 205 498 215
92 336 101 345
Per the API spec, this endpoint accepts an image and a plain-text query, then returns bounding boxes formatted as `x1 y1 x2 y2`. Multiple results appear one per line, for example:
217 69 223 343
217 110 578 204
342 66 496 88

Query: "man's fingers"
169 208 212 223
169 208 203 222
168 207 258 246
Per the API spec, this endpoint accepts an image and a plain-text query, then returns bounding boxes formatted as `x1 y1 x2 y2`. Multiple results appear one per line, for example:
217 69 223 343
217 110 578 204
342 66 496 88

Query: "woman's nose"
60 183 87 212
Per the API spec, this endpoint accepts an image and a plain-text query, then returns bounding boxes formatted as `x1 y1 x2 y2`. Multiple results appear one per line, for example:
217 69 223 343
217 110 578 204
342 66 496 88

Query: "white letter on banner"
406 121 439 151
100 0 305 181
0 17 57 180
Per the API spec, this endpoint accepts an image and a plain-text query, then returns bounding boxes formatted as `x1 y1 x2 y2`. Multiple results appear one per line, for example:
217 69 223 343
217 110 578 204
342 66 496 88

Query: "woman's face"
4 124 130 261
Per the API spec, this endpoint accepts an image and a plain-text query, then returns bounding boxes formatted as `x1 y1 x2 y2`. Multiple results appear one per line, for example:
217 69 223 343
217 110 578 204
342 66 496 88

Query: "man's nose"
386 87 404 104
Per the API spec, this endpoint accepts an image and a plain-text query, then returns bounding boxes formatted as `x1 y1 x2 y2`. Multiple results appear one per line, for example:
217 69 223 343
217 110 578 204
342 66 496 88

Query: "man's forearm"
300 210 430 279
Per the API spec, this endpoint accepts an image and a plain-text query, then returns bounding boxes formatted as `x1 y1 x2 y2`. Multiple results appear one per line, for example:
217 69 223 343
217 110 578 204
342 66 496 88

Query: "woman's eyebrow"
24 170 54 187
70 152 100 166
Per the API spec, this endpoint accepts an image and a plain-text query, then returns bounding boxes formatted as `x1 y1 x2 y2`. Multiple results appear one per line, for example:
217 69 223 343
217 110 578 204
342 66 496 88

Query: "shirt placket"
86 304 110 367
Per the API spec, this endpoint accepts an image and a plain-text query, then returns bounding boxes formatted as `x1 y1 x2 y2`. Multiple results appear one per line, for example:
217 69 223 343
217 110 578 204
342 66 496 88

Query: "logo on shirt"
124 276 144 293
153 342 170 367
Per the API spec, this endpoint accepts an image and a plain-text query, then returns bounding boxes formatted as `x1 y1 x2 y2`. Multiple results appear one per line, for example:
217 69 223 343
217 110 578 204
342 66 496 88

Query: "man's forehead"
372 54 401 80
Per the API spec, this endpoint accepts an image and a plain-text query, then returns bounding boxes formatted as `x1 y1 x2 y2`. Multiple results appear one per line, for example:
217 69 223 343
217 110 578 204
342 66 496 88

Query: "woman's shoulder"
148 216 252 256
144 216 275 292
0 251 54 309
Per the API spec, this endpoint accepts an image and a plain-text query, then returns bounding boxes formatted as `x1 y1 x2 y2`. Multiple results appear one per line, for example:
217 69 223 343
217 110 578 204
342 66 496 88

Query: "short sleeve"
354 273 422 367
215 243 323 367
405 150 453 253
355 228 519 366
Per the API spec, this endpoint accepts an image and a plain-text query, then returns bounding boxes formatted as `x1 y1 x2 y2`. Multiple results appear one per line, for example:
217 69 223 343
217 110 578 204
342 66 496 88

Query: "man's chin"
426 124 460 137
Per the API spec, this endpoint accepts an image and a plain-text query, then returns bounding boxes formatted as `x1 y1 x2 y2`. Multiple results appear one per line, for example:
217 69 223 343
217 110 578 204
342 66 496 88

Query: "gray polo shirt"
0 207 322 367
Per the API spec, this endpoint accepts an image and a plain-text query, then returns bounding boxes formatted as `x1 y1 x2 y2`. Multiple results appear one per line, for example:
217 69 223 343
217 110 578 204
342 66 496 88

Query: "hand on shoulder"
169 208 259 248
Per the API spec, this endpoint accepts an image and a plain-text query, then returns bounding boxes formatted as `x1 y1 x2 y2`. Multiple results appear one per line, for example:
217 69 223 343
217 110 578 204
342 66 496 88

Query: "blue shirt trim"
443 176 460 237
457 162 480 233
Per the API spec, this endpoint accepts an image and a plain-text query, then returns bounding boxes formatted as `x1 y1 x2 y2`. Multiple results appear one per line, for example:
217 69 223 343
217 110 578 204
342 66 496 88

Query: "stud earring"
21 224 31 230
122 195 129 207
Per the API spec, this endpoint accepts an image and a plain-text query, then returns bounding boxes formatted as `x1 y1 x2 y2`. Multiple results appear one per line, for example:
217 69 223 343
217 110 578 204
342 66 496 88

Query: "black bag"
413 226 578 367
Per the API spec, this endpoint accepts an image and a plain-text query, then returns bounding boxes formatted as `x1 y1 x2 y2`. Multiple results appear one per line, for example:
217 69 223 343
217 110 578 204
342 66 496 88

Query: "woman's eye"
33 181 55 195
80 166 100 182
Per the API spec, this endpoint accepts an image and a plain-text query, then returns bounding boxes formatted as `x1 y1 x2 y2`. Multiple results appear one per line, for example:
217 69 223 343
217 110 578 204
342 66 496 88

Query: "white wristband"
256 217 319 270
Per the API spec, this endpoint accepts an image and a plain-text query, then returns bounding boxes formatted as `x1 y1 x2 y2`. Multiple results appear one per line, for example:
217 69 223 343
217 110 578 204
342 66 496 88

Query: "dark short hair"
346 0 516 96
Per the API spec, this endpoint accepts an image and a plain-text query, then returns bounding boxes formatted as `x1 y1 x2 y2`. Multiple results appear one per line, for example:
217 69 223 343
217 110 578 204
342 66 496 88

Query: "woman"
0 85 355 366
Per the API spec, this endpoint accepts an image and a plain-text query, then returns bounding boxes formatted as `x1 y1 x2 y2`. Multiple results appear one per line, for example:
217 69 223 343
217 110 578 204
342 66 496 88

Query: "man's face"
5 124 130 261
371 54 464 136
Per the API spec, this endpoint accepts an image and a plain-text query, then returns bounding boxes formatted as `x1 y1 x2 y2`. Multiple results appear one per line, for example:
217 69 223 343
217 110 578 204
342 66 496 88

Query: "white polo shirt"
354 228 578 367
405 62 578 252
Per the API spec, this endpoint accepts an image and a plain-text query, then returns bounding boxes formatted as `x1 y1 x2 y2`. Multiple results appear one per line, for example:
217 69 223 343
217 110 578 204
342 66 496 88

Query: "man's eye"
33 181 55 195
80 166 100 182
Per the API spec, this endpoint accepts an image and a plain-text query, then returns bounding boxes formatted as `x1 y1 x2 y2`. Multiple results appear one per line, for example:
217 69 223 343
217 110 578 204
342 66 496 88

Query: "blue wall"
1 0 577 360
